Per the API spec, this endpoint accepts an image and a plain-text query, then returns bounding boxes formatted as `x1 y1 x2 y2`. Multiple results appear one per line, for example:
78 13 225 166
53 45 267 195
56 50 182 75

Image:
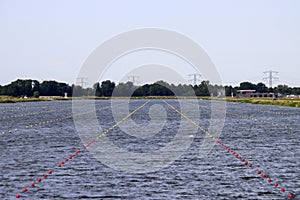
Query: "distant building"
236 90 277 98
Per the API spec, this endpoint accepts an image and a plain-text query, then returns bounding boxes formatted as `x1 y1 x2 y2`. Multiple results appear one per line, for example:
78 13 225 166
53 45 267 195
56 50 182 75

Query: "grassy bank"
0 97 52 103
218 97 300 108
1 96 299 108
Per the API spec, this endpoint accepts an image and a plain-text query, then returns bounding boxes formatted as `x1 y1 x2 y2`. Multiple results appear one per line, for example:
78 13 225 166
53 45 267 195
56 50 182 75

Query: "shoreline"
1 96 299 108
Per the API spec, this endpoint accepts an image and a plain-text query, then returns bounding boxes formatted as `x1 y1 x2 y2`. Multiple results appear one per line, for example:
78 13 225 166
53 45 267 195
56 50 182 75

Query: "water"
0 99 299 199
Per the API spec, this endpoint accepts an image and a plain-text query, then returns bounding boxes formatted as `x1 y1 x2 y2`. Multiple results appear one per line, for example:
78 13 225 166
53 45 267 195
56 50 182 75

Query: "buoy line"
163 100 295 199
0 103 90 120
1 102 127 137
227 103 298 117
15 101 149 199
185 100 293 131
0 105 49 114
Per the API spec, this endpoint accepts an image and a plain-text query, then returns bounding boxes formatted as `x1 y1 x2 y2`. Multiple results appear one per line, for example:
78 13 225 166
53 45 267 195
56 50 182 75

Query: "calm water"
0 99 299 200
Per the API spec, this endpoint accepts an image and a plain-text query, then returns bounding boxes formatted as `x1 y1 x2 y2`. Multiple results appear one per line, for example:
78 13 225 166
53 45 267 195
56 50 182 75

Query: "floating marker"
268 178 272 183
289 193 294 199
281 188 285 192
258 170 261 174
262 174 266 179
43 174 47 178
274 183 279 187
23 187 27 192
37 178 41 182
16 194 20 198
31 182 35 187
48 170 52 174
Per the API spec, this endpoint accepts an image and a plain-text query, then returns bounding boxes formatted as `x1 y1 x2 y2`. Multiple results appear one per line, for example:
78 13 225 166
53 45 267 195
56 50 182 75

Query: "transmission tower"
127 75 140 85
76 77 88 88
188 73 202 85
263 70 279 88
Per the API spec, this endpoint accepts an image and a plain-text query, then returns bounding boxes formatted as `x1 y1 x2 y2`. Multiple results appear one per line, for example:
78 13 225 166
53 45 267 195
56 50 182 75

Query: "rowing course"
0 99 299 199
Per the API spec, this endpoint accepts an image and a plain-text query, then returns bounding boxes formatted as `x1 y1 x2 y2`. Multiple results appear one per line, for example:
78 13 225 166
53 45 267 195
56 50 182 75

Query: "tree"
225 85 234 96
101 80 115 97
133 84 150 96
239 82 256 90
275 85 291 95
113 82 136 96
33 91 40 98
255 82 268 93
72 85 84 97
194 81 210 96
93 82 102 97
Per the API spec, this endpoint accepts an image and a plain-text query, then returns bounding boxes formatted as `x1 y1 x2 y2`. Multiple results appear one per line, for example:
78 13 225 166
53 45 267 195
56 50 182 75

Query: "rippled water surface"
0 99 299 200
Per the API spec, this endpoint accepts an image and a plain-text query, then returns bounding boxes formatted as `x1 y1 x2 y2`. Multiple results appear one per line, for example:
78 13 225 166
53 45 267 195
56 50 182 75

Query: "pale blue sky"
0 0 299 86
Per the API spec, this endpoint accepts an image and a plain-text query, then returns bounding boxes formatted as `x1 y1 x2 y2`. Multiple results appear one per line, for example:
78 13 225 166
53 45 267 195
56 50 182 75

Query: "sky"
0 0 299 87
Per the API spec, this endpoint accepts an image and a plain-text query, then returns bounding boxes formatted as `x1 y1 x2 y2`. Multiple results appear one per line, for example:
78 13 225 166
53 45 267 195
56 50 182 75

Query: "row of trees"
0 79 72 97
224 81 300 96
0 79 299 98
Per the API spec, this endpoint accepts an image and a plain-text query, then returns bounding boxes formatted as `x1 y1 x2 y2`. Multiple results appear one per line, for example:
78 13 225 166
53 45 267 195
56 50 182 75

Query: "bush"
33 91 39 98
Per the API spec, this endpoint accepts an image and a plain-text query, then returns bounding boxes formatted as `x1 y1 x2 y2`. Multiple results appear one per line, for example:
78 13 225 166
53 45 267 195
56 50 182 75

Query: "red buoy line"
1 102 127 137
163 100 295 199
15 101 149 199
185 100 293 131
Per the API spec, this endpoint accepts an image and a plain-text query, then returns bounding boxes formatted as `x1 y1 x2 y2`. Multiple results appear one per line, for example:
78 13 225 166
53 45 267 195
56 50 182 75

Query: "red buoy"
245 161 248 165
61 161 65 165
48 170 52 174
289 193 294 199
274 183 279 187
58 164 61 167
43 174 47 178
16 194 20 198
267 178 272 183
23 187 27 192
262 174 266 178
258 170 261 174
31 182 35 187
37 178 41 182
281 188 285 192
248 164 252 168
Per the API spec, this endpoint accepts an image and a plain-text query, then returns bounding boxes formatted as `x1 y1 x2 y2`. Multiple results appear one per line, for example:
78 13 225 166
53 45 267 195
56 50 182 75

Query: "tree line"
0 79 299 98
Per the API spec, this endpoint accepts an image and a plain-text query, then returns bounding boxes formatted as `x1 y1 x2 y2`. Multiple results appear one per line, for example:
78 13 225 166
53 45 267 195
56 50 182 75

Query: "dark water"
0 99 299 200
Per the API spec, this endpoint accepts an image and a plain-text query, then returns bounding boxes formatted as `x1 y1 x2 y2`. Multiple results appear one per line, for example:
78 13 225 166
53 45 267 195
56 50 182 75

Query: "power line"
188 73 202 85
263 70 279 88
76 77 88 88
127 75 140 85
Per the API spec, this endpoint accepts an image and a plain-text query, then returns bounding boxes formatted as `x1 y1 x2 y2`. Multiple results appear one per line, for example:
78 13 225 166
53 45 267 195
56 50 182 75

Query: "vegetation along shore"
0 79 299 107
